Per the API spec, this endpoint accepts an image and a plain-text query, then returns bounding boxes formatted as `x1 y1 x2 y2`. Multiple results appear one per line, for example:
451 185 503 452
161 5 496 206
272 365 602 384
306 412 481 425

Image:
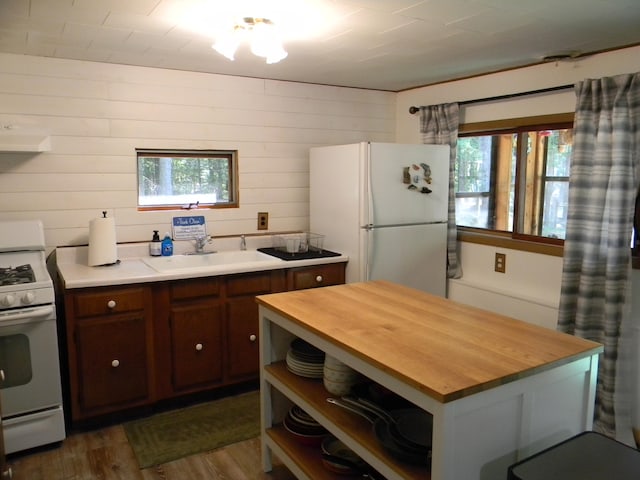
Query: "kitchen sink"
142 250 283 273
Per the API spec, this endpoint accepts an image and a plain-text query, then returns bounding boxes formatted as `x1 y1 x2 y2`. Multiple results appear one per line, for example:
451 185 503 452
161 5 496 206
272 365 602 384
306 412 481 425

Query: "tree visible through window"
137 149 238 210
456 124 572 240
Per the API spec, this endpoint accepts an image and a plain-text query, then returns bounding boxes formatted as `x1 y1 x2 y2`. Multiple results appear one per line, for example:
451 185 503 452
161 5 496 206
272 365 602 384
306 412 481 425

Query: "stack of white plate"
286 338 325 378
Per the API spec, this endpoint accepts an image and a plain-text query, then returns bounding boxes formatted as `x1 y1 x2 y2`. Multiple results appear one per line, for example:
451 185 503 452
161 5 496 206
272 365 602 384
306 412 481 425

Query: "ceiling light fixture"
213 17 288 64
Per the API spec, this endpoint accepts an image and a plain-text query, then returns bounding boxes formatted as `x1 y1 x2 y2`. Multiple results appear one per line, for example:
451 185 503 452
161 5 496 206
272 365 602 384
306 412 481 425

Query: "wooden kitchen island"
256 281 603 480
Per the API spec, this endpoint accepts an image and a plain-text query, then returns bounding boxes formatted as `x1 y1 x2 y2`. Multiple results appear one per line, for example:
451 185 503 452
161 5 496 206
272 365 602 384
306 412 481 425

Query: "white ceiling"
0 0 639 92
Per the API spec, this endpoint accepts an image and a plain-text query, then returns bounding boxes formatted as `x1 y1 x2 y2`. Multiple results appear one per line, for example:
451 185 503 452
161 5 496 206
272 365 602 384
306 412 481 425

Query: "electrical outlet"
495 253 506 273
257 212 269 230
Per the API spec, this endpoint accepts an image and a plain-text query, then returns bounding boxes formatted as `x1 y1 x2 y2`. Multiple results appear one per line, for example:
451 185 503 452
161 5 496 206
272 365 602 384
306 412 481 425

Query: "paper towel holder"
88 210 120 267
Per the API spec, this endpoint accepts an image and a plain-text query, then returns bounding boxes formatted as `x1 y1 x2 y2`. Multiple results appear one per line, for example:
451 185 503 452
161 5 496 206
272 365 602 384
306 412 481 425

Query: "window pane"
456 124 571 242
541 181 569 239
455 137 492 193
456 195 491 228
545 129 572 176
455 134 516 231
137 150 237 208
540 129 571 239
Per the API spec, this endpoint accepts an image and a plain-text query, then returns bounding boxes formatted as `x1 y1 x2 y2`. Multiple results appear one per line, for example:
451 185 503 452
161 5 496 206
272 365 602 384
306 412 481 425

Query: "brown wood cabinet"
60 261 346 425
168 277 224 393
152 271 286 400
287 263 346 290
226 271 285 380
63 285 154 423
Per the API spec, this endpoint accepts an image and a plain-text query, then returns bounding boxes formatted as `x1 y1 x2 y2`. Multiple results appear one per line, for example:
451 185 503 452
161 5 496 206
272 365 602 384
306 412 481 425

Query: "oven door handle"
0 305 55 325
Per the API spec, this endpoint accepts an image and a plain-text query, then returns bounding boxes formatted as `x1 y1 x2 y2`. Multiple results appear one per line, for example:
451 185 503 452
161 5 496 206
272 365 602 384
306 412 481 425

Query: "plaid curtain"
558 73 640 439
419 103 462 279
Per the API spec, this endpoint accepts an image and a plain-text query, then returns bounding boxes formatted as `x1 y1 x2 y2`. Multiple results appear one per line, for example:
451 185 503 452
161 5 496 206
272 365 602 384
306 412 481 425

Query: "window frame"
136 148 239 212
458 113 640 268
456 113 574 256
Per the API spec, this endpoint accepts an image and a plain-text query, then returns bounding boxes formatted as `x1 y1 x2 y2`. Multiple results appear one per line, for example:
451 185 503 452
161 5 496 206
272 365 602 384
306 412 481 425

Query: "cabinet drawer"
226 271 276 297
288 263 346 290
171 277 220 300
73 286 147 318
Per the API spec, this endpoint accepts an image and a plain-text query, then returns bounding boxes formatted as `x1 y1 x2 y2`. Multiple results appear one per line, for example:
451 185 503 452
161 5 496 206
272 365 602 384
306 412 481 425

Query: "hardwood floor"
6 425 296 480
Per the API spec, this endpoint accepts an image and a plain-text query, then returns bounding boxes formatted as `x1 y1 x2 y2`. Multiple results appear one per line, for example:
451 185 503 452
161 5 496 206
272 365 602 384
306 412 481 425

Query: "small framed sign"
172 216 206 240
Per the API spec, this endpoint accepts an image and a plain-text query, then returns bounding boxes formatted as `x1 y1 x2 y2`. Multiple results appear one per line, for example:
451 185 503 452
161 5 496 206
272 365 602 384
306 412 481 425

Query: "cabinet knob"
249 334 257 342
315 275 323 283
107 300 116 309
111 359 120 368
2 467 13 478
195 343 203 351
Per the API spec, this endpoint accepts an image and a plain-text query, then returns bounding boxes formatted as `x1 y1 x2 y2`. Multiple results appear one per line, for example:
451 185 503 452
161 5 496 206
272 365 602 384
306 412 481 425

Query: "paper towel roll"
88 213 118 266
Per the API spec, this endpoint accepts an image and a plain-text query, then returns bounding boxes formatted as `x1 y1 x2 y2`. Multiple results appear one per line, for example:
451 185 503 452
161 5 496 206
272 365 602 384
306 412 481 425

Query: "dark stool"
508 431 640 480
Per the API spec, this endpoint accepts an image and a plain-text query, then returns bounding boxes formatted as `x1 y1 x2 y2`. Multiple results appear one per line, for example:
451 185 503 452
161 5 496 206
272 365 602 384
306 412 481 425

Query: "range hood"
0 131 51 152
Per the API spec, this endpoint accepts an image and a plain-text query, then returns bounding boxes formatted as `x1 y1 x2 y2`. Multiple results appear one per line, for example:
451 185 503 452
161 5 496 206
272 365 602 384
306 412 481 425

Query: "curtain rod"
408 84 574 114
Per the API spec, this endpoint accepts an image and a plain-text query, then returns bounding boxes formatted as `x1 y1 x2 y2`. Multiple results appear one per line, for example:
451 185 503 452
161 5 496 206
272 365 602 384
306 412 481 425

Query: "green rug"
124 391 260 469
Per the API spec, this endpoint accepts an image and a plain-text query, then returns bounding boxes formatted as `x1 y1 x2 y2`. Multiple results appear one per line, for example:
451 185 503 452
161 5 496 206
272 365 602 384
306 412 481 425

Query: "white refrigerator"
310 142 450 297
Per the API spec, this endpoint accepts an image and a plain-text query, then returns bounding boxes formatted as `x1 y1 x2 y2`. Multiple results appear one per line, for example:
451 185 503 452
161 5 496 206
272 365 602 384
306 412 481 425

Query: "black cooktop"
0 264 35 286
258 247 342 261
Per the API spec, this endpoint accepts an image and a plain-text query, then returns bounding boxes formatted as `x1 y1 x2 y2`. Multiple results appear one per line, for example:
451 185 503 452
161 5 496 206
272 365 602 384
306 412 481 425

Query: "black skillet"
349 381 432 452
350 396 432 452
327 397 432 466
350 381 412 411
321 453 385 479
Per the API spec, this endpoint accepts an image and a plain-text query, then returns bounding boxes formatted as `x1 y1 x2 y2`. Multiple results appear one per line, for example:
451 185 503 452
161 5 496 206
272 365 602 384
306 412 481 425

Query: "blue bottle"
161 233 173 256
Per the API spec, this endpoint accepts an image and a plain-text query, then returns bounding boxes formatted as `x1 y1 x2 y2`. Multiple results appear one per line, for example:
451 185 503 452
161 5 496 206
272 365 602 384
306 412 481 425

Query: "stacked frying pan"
327 394 432 466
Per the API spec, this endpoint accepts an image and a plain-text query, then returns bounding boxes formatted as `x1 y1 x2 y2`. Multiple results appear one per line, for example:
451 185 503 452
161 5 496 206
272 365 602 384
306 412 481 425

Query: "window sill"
457 229 564 257
459 229 640 269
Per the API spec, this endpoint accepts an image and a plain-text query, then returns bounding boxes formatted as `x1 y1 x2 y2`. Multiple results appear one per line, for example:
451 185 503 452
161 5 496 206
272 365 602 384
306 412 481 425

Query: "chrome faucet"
193 235 212 254
240 235 247 251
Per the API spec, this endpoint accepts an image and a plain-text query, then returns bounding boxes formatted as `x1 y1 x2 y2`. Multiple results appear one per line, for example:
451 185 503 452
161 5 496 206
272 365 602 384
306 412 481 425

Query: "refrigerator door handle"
365 228 373 281
367 221 445 229
365 147 374 226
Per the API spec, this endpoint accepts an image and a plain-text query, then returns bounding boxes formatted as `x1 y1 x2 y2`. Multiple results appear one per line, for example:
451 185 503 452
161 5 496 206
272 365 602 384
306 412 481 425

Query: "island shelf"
257 280 602 480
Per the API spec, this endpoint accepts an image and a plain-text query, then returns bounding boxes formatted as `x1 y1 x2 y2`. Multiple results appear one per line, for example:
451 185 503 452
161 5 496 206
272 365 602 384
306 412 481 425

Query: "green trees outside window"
456 126 572 240
137 149 238 209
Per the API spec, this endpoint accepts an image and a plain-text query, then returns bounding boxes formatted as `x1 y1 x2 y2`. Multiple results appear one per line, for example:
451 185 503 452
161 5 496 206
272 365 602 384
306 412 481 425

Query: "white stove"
0 251 54 310
0 220 65 454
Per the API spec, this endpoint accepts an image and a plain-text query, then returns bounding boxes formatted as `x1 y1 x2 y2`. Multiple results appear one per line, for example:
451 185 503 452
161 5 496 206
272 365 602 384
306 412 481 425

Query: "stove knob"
21 291 36 305
1 294 15 307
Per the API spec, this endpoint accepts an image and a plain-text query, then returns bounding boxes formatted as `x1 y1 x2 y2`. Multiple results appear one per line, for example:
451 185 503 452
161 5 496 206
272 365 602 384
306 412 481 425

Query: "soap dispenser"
161 232 173 256
149 230 161 256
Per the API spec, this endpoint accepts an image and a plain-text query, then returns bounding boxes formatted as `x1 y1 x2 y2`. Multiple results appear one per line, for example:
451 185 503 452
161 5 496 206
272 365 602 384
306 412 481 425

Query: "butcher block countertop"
256 280 603 403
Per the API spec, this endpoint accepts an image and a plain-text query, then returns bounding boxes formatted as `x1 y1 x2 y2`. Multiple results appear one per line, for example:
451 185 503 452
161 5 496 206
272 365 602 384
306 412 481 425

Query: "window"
456 120 573 242
137 149 238 210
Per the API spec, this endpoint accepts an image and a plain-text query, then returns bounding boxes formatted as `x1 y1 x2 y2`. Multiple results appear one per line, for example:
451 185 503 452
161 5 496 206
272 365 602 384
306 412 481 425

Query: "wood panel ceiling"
0 0 639 91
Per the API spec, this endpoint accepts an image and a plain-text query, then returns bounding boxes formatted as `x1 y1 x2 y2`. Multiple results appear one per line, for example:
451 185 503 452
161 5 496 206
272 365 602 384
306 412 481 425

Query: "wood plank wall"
0 53 395 250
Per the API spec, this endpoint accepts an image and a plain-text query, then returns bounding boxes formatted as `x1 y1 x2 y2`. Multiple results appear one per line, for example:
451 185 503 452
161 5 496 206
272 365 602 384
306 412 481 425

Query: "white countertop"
55 239 348 289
